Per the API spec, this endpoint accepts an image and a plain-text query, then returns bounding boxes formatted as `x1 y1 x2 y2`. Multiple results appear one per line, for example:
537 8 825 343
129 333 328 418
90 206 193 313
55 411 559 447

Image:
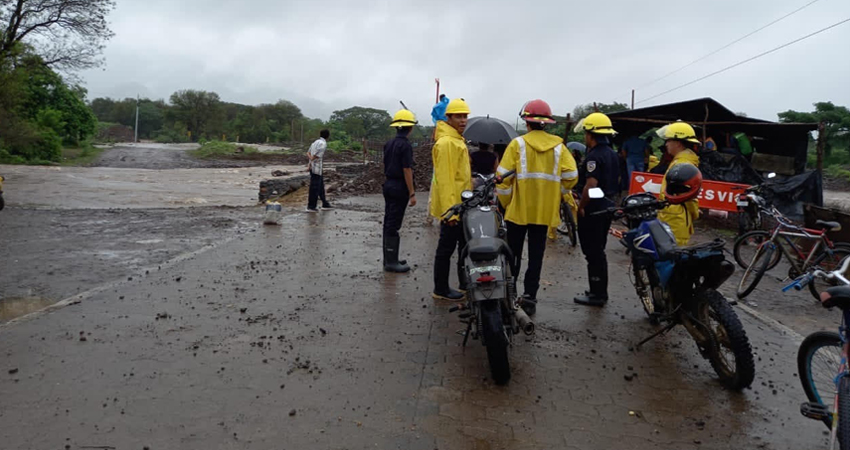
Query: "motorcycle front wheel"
695 289 755 390
479 300 510 385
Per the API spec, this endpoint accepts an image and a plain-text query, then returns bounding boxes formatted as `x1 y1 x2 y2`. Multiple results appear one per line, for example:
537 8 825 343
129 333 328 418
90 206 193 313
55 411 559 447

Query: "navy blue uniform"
383 134 413 238
578 144 620 300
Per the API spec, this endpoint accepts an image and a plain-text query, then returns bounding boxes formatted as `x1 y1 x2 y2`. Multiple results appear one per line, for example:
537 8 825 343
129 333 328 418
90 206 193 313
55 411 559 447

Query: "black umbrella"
463 115 519 145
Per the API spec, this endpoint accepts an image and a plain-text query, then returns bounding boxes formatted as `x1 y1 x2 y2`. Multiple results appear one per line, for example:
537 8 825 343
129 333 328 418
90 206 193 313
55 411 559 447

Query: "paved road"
0 197 830 449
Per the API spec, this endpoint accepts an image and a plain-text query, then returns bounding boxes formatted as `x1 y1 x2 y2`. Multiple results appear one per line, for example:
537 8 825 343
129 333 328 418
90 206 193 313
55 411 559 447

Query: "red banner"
628 172 751 213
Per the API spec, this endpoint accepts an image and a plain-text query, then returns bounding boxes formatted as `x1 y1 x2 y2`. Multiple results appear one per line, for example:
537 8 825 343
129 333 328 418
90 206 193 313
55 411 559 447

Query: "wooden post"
564 113 572 141
435 78 440 103
631 90 635 110
816 121 826 174
702 103 709 143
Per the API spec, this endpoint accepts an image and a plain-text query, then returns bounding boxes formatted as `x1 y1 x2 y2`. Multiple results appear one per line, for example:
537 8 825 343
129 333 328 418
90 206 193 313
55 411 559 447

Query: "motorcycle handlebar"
439 171 515 222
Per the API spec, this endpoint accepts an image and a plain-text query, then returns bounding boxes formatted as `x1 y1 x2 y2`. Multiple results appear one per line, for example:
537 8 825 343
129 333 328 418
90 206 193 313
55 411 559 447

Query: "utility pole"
631 90 635 110
134 94 140 143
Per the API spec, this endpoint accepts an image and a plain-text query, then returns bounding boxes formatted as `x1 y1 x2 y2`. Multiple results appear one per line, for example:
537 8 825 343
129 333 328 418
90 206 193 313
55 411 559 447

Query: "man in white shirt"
306 129 333 212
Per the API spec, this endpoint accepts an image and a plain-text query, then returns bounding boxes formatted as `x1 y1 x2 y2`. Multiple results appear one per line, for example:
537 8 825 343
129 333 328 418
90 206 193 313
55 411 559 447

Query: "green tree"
167 90 224 141
571 102 630 120
778 102 850 159
329 106 392 140
0 0 116 71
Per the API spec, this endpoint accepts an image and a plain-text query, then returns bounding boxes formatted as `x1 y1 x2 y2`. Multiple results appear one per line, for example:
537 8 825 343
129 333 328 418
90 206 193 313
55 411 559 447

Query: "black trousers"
383 179 408 239
578 200 614 297
307 173 328 210
433 222 467 293
506 222 548 299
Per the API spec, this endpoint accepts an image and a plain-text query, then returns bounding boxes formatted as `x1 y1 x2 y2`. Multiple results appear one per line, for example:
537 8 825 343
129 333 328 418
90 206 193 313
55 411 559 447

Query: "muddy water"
0 296 54 322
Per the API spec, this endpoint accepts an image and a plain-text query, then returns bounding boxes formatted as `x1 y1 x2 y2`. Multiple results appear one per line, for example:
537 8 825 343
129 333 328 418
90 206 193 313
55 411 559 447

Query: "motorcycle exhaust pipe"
514 308 535 335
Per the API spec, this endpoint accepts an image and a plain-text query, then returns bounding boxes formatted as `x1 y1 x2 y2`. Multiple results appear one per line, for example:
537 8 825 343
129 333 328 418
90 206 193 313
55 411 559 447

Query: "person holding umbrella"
496 99 578 316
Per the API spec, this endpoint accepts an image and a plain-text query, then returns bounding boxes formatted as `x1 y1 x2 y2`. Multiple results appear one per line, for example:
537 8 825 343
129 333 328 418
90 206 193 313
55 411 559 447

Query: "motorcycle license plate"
737 200 748 207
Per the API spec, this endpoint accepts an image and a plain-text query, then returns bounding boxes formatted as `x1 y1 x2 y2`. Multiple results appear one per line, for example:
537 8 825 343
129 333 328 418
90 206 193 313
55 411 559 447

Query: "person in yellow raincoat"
656 121 702 246
430 98 473 301
496 99 578 316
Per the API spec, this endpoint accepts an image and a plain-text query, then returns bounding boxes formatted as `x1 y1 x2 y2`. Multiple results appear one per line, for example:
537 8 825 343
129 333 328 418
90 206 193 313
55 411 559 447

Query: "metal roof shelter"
607 98 819 175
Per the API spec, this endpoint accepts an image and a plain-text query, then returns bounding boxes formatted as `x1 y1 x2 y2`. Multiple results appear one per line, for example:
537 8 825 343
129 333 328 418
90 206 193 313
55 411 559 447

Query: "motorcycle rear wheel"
479 300 510 385
695 289 755 390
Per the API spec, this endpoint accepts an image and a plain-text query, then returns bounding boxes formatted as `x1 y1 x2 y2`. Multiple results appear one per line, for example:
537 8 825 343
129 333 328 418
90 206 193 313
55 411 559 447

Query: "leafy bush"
825 164 850 182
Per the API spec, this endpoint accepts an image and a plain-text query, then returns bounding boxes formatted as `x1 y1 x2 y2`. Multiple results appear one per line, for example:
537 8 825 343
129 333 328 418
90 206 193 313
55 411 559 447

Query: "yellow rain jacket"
647 154 660 171
429 121 472 219
658 149 700 246
496 131 578 228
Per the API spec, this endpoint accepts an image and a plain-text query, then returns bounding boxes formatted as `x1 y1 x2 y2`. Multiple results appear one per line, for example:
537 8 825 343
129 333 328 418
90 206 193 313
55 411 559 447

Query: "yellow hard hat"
390 109 418 127
657 121 700 144
445 98 470 115
574 112 616 135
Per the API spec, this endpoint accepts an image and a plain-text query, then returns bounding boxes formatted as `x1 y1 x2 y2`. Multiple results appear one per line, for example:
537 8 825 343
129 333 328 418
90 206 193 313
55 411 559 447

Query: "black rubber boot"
520 294 537 316
383 237 410 273
574 266 609 307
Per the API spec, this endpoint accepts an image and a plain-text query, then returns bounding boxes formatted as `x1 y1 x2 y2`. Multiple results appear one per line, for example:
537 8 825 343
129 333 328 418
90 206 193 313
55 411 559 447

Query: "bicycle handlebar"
783 256 850 292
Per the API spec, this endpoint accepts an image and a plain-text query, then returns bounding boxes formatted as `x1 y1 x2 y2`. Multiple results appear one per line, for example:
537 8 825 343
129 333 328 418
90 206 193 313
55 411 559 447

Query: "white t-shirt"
308 138 327 175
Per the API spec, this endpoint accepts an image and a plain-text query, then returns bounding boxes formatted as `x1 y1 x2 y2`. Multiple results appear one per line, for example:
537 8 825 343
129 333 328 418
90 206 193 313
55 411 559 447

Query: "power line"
636 16 850 105
636 0 822 92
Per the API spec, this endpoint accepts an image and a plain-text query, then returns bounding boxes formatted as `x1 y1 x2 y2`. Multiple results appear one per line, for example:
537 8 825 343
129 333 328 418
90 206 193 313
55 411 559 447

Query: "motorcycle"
441 171 533 385
736 172 776 234
589 188 755 390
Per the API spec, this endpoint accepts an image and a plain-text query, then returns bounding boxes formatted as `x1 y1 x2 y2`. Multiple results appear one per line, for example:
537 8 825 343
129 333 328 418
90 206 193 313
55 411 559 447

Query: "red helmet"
664 163 702 204
520 99 556 124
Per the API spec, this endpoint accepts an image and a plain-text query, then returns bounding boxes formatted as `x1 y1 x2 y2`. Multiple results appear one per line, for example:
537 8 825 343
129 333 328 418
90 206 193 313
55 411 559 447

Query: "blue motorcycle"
590 190 755 390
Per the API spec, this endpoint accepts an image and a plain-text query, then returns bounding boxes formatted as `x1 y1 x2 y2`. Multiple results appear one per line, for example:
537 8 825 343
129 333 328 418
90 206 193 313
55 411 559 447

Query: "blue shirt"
622 136 648 161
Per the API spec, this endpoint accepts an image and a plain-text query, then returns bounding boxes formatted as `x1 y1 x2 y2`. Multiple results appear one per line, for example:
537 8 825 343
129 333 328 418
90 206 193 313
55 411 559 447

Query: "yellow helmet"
390 109 418 128
575 112 616 135
445 98 471 115
657 121 700 144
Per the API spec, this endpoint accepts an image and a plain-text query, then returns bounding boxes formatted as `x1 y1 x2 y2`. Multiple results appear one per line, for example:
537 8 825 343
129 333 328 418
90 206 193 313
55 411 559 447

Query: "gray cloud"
82 0 850 122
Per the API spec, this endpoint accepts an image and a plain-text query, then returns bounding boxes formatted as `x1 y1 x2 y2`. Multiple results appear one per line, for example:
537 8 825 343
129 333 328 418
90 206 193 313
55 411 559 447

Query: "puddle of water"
0 296 56 322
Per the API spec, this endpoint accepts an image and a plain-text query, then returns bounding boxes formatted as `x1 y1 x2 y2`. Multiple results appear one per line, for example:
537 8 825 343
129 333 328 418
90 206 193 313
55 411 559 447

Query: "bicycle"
785 257 850 449
556 191 578 247
735 204 850 301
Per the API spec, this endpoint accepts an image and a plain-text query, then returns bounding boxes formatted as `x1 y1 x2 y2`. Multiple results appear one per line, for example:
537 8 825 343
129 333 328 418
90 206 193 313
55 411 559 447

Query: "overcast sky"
81 0 850 123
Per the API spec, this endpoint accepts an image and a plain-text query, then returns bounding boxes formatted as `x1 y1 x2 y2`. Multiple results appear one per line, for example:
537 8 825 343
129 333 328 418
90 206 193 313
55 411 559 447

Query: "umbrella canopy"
566 141 586 153
463 116 519 145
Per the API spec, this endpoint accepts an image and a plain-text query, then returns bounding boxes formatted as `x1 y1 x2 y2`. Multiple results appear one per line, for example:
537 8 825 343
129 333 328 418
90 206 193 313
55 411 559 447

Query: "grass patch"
61 144 105 166
189 140 259 159
825 164 850 182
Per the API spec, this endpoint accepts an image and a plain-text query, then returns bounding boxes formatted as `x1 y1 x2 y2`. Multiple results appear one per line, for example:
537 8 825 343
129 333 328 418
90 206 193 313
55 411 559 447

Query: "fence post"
816 121 825 175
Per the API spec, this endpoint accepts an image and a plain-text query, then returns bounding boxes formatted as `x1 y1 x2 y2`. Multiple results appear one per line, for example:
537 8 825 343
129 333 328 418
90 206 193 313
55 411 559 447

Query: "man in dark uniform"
573 112 620 307
382 109 419 273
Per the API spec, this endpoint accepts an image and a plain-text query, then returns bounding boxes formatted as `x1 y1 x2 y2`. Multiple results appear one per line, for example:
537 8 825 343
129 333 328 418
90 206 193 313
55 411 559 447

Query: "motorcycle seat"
816 220 842 232
467 238 503 262
821 286 850 310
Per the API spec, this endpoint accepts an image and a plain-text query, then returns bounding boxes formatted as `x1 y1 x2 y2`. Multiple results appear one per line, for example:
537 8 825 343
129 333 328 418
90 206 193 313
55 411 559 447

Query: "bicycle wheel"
798 331 842 429
737 242 775 299
734 231 781 270
557 203 577 247
840 377 850 450
809 246 850 301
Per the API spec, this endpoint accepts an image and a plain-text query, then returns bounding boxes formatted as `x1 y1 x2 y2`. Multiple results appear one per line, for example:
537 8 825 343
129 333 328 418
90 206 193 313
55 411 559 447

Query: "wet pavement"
0 194 833 449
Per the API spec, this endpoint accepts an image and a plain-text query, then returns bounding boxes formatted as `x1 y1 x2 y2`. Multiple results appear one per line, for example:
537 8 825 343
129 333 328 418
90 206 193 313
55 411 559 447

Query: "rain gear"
429 121 472 220
496 131 578 228
658 149 700 246
431 97 449 125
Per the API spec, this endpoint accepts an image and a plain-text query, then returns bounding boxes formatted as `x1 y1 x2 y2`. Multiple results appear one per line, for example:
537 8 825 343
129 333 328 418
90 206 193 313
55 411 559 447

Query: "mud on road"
0 198 830 449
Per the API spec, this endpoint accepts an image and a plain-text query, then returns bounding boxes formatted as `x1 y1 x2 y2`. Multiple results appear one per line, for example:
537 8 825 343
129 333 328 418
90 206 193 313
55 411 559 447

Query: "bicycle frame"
763 210 837 276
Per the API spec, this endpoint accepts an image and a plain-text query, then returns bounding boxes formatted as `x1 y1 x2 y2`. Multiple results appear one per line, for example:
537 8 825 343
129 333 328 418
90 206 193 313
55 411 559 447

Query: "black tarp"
758 171 824 223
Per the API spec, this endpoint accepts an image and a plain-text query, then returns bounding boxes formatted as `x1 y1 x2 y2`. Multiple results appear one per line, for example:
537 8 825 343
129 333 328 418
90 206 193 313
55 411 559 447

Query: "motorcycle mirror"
767 172 776 179
588 188 605 199
461 190 474 200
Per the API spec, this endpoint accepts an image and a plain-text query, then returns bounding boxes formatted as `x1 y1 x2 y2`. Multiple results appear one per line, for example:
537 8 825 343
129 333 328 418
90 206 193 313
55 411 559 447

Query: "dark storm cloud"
83 0 850 122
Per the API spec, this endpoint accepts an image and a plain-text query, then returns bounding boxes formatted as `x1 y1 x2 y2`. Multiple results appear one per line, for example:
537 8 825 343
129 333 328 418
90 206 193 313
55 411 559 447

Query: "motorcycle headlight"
461 190 474 200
